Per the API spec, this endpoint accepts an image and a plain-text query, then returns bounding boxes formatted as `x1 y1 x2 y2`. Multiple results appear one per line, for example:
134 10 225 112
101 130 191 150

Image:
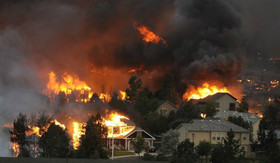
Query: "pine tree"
196 140 212 163
10 113 30 157
39 122 70 158
125 75 142 103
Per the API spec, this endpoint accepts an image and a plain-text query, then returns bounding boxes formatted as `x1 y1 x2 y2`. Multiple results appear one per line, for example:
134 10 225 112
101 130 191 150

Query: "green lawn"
109 150 135 157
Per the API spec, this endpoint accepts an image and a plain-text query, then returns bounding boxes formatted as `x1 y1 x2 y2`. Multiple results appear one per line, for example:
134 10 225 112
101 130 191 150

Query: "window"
229 103 236 110
212 136 216 140
243 136 246 140
217 137 220 140
222 137 224 140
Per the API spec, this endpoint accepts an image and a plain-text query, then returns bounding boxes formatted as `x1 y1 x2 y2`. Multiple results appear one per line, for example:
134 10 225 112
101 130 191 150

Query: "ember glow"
104 113 135 138
45 71 93 102
183 83 229 100
72 121 86 150
135 25 167 46
200 113 206 119
119 91 127 100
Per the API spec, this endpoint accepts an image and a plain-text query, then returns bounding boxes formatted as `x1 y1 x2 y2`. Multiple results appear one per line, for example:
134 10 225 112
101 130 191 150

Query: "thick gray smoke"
0 0 278 157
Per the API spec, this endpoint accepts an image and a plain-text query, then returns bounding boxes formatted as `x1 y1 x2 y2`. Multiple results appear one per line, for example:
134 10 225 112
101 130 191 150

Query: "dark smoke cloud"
2 0 279 156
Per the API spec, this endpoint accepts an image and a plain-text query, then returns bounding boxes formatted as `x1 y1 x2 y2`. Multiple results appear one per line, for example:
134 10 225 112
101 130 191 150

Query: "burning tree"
9 113 30 157
77 114 108 159
39 122 71 158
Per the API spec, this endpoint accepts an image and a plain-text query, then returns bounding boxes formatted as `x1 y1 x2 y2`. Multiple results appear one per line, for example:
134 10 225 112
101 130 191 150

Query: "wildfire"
200 113 206 119
72 121 86 150
26 126 41 137
119 91 126 100
128 65 143 73
52 119 66 130
135 25 167 46
183 83 229 100
104 113 135 138
99 93 111 103
45 71 93 102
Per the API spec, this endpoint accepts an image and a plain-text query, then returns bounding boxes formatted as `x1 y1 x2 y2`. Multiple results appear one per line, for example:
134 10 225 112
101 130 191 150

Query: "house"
214 111 261 141
176 119 250 154
106 126 155 151
156 100 177 116
196 93 238 111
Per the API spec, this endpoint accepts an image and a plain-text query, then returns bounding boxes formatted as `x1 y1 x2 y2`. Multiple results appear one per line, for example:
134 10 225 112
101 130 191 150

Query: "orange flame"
73 121 86 150
104 113 135 138
183 83 229 101
45 71 93 102
99 93 111 103
136 25 167 46
200 113 206 119
119 91 126 100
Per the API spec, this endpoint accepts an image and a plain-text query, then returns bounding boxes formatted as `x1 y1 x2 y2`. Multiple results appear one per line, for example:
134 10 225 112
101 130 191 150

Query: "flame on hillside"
45 71 93 102
135 25 167 46
183 83 229 101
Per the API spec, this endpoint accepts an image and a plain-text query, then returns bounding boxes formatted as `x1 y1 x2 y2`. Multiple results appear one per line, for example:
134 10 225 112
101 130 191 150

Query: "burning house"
1 0 275 157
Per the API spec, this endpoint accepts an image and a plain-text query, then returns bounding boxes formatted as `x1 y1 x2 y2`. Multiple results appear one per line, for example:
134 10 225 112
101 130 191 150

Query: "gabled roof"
177 119 248 133
214 111 261 125
157 100 177 109
124 127 156 140
197 93 237 102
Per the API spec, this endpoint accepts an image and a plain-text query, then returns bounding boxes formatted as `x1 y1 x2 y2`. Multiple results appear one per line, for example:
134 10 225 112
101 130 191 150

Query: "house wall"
156 102 176 116
252 120 260 141
177 129 250 154
177 126 188 142
215 95 238 111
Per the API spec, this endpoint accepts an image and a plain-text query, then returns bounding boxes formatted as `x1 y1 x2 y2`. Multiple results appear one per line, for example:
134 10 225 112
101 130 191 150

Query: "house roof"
214 111 261 125
197 93 237 102
124 127 156 140
177 119 249 133
158 100 177 109
108 126 156 140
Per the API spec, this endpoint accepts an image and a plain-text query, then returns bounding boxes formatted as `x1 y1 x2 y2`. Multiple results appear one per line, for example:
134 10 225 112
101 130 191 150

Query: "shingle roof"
197 93 237 102
214 111 261 125
179 119 249 132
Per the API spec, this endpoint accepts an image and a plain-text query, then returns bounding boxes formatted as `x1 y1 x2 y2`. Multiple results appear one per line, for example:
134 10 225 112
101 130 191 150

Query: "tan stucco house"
176 119 250 154
156 100 177 116
214 111 261 141
197 93 239 111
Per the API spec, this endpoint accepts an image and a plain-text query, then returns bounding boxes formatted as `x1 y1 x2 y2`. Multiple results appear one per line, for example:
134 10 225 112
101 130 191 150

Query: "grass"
109 150 135 157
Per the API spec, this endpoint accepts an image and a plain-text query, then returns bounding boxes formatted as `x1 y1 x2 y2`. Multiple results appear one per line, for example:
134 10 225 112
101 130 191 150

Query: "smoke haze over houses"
0 0 280 156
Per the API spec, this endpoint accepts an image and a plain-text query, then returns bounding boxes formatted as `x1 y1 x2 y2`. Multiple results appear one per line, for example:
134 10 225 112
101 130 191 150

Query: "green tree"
258 119 266 148
10 113 30 157
210 143 225 163
125 75 142 102
264 125 280 162
211 129 245 163
77 114 108 158
36 112 52 136
200 101 219 117
223 129 242 161
196 140 212 163
131 137 145 159
159 129 179 156
155 75 181 105
39 122 70 158
108 92 127 113
177 102 200 120
238 97 249 112
141 112 169 135
172 138 197 163
135 89 159 115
